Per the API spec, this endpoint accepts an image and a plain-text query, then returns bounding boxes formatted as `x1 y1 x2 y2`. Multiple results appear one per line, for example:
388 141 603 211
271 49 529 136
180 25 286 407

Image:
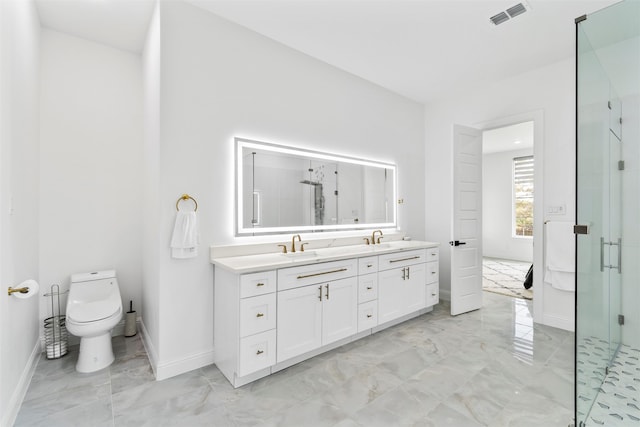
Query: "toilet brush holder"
125 300 137 337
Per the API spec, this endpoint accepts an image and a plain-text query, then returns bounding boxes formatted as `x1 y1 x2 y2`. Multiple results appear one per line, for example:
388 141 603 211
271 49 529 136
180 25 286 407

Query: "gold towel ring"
176 194 198 212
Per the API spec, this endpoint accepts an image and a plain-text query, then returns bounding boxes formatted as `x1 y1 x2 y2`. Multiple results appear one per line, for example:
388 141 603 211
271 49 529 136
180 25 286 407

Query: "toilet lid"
68 302 121 323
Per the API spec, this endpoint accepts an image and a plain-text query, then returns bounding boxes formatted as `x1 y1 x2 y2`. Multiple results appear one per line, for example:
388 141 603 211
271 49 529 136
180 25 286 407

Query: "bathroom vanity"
211 240 439 388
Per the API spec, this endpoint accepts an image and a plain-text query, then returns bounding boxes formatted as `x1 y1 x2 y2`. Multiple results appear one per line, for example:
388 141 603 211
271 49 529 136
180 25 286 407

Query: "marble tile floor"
483 258 533 301
578 342 640 426
15 292 575 427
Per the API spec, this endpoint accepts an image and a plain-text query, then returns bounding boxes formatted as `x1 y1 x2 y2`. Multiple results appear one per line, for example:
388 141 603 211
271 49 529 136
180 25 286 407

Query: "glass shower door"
575 21 622 425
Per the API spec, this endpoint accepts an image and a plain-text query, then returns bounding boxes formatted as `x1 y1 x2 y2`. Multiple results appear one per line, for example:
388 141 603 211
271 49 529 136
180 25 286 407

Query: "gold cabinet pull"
256 350 264 355
256 313 264 318
367 314 372 318
297 268 348 280
325 284 329 300
256 282 265 287
402 267 407 280
318 285 323 301
407 267 410 280
367 264 373 268
389 255 420 263
366 286 372 290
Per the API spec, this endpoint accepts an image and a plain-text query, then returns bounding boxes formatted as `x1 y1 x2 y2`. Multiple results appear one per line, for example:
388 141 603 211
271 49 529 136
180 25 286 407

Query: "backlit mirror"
236 137 396 235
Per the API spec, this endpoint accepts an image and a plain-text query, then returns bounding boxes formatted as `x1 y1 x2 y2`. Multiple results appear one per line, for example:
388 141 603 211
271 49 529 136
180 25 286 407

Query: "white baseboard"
2 338 40 427
138 319 214 381
139 319 159 379
543 313 575 332
155 349 215 381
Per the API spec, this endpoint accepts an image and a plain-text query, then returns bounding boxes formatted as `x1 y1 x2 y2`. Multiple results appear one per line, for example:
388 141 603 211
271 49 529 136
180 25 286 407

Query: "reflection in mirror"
236 138 396 235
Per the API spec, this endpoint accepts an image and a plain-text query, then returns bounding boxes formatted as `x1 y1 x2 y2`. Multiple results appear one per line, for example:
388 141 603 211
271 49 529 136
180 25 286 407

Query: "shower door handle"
601 237 622 273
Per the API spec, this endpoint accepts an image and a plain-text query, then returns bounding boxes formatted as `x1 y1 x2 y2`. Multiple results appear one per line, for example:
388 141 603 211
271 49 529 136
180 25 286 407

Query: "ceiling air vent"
506 3 527 18
490 11 510 26
490 2 530 26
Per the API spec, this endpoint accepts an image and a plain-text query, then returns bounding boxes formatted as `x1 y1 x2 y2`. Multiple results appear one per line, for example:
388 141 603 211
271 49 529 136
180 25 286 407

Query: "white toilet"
66 270 122 373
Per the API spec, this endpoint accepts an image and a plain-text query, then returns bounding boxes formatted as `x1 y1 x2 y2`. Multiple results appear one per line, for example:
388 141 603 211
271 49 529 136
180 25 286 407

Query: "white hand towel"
170 211 199 259
544 221 575 291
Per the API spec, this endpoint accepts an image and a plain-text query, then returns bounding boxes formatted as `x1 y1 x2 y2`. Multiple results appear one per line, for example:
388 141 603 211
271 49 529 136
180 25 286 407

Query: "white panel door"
378 268 406 324
451 124 483 316
277 284 323 362
322 277 358 345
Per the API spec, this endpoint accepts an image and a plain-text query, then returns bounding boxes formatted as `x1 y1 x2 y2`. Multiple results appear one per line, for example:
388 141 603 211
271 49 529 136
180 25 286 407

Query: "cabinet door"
405 263 426 313
322 277 358 346
378 268 406 324
277 284 323 363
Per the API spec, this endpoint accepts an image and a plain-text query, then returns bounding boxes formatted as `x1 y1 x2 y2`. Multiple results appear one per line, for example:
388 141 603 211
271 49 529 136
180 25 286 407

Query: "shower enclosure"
576 1 640 425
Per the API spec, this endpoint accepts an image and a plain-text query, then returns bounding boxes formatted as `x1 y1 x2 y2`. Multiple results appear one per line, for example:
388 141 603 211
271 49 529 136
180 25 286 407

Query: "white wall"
483 147 534 262
38 30 143 325
146 1 426 378
0 0 41 425
142 2 161 371
425 57 575 330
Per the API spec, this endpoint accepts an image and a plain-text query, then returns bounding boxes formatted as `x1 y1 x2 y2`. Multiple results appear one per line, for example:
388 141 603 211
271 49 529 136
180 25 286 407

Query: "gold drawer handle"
367 314 372 318
389 255 420 263
431 271 436 274
367 264 373 268
256 313 264 318
297 267 348 280
366 286 373 290
256 350 264 355
432 293 437 296
256 282 265 287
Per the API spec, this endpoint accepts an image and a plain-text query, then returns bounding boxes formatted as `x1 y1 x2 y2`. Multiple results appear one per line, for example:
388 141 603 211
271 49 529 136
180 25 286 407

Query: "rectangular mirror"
236 137 396 235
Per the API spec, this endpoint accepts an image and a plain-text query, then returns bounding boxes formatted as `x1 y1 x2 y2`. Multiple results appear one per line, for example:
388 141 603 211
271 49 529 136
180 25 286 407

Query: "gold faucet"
371 230 383 245
291 234 302 253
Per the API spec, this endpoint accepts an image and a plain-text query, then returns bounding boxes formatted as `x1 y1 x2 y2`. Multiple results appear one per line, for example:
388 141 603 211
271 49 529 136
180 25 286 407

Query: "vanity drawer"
426 283 439 307
238 329 276 377
358 273 378 303
426 247 439 262
240 293 276 337
358 300 378 332
240 271 276 298
278 258 358 291
358 256 378 274
426 261 439 285
378 249 427 271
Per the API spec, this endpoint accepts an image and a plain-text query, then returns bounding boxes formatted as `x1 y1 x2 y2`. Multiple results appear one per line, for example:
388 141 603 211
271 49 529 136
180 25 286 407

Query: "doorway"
482 121 534 300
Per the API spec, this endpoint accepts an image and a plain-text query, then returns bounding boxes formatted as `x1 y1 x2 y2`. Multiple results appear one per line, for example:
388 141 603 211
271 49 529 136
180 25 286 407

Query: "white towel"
170 211 199 259
544 221 575 291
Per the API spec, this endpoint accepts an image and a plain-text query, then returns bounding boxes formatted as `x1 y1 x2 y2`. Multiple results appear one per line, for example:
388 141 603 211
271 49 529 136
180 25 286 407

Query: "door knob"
449 240 467 247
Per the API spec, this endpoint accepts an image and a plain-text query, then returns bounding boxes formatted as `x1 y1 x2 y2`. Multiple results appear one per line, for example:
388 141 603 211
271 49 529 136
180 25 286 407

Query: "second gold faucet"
371 230 383 245
291 234 305 252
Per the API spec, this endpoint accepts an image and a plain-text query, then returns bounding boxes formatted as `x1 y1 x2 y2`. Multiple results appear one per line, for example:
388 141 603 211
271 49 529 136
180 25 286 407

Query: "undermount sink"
280 250 317 258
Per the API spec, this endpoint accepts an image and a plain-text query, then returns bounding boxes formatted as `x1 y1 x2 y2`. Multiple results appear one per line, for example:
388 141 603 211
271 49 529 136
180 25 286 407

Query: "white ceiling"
34 0 620 104
482 120 534 154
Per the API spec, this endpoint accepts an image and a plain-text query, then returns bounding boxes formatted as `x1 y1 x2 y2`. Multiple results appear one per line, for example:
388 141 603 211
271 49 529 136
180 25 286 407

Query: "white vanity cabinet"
212 241 439 388
277 259 358 363
425 247 439 307
377 249 427 324
214 269 278 386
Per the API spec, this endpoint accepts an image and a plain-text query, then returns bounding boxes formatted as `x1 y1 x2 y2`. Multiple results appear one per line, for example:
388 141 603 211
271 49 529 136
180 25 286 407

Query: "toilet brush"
125 300 137 337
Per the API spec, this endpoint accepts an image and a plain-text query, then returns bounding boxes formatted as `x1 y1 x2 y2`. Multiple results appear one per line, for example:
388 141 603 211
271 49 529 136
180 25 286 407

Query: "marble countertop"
211 240 439 274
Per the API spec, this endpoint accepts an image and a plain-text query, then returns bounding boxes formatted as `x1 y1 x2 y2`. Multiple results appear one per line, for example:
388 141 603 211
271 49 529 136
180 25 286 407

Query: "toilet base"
76 332 115 373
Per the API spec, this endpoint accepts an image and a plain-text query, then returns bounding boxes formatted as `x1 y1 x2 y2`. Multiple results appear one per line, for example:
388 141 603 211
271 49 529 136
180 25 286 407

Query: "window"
513 155 534 237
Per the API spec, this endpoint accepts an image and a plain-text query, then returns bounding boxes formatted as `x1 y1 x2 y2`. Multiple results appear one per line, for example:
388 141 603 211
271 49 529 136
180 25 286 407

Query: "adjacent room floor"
15 292 573 427
483 257 533 300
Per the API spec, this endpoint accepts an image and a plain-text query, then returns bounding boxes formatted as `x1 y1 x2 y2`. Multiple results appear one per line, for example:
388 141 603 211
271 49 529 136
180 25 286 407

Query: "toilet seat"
67 304 121 324
67 274 121 324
